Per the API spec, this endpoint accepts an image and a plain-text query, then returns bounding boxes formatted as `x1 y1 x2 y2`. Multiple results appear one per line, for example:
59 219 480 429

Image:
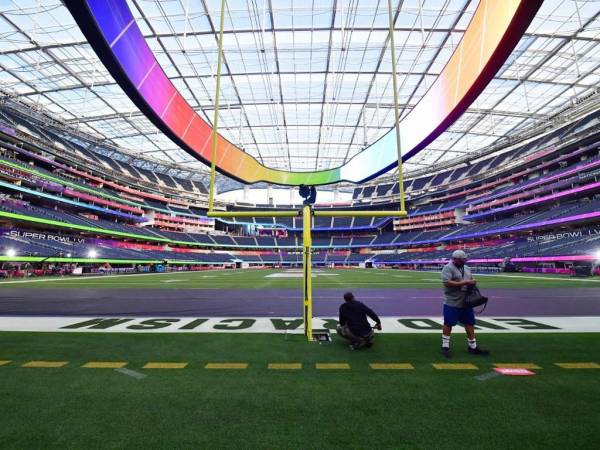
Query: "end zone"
0 316 598 333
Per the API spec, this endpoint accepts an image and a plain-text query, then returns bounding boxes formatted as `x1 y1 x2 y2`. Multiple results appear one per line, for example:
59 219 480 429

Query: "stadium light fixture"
87 249 98 258
595 250 600 261
66 253 72 258
5 248 16 258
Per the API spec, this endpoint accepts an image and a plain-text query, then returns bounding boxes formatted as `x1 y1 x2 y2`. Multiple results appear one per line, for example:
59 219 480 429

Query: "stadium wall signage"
0 316 598 333
2 229 85 244
527 227 600 243
65 0 543 185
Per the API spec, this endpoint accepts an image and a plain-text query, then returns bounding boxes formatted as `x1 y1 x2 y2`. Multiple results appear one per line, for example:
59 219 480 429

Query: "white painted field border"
402 270 600 283
0 268 240 285
476 273 600 282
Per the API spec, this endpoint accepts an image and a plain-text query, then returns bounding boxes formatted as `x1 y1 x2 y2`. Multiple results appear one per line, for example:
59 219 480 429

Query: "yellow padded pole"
387 0 406 212
208 0 227 213
302 205 312 341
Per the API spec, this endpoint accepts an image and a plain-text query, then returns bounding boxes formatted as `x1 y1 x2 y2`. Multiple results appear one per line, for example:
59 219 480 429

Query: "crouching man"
336 292 382 350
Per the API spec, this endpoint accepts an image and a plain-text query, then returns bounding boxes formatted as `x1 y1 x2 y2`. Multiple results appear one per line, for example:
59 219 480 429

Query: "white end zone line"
378 269 600 283
475 273 600 282
0 269 237 285
402 270 600 283
0 316 599 333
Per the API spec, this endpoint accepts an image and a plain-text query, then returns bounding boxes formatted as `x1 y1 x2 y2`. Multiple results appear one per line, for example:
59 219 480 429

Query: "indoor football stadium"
1 0 599 448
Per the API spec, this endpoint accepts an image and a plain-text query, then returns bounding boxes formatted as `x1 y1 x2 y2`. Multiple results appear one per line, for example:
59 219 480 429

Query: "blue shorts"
443 304 475 327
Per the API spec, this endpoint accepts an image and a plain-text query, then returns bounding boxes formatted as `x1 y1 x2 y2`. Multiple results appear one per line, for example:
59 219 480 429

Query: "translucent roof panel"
0 0 599 186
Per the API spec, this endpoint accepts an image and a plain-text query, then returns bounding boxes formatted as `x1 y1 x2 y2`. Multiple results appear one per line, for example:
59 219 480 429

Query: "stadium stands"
1 103 600 272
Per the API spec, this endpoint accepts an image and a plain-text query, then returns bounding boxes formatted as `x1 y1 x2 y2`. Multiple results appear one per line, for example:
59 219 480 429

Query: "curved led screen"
66 0 542 185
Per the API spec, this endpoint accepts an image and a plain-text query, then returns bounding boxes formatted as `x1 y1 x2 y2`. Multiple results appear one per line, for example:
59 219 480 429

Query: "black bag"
463 286 488 309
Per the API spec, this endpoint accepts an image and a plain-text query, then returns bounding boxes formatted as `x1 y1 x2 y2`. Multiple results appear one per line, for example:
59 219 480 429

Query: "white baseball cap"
452 250 468 260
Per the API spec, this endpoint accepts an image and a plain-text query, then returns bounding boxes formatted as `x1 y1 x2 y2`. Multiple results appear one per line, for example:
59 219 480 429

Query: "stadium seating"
2 104 600 270
237 254 262 263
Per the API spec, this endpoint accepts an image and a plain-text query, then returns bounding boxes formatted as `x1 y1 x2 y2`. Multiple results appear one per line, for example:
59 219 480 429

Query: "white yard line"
0 269 235 285
476 273 600 283
389 270 600 283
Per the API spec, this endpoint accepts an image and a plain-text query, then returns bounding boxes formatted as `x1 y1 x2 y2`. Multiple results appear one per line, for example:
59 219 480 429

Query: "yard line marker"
268 363 302 370
494 363 541 369
115 368 146 379
22 361 68 368
143 362 188 369
0 360 11 367
433 363 478 370
555 362 600 369
316 363 350 370
205 363 248 370
82 361 128 369
370 363 414 370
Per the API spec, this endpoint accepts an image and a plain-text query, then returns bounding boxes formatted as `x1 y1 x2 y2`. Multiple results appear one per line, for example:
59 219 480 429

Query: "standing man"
337 292 382 350
441 250 489 358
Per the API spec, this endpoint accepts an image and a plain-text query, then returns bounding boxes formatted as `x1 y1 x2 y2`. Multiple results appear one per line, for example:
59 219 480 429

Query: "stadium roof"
1 0 599 184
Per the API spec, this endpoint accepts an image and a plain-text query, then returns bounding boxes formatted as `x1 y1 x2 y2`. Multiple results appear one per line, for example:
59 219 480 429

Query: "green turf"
1 268 598 448
0 332 598 449
1 268 600 289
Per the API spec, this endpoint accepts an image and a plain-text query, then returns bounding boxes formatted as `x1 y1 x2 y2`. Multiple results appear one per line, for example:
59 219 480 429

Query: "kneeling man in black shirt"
337 292 382 350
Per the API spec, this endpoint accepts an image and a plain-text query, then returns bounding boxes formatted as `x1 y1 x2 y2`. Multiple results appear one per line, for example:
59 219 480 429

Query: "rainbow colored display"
66 0 542 185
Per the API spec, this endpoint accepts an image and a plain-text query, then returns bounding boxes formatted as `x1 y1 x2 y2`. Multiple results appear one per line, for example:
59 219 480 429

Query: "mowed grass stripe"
370 363 414 370
494 363 541 369
555 362 600 369
205 363 248 370
22 361 68 368
268 363 302 370
143 362 188 369
433 363 479 370
82 361 128 369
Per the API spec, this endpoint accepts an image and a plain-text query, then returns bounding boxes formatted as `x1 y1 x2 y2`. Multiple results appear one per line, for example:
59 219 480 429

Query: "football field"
0 268 599 449
2 267 600 289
